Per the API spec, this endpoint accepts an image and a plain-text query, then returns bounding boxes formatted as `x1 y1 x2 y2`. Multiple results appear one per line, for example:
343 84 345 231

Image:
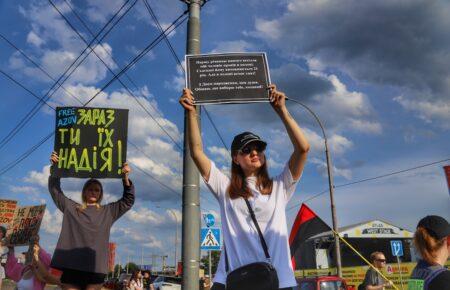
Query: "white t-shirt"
206 161 299 288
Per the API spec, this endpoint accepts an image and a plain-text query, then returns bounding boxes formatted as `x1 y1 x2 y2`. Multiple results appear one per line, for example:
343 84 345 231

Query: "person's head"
228 132 273 199
370 251 386 270
143 271 150 278
0 226 6 239
131 270 141 281
414 215 450 265
82 178 103 205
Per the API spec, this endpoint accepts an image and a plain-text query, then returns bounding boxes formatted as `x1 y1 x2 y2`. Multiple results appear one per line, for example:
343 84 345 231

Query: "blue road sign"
390 240 404 257
203 213 215 227
201 227 221 250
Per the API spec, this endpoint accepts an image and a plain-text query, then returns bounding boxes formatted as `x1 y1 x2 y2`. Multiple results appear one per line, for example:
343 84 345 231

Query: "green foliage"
201 251 221 275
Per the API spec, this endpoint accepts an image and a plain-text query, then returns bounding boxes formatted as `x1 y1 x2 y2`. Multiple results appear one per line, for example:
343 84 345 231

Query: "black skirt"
61 268 106 288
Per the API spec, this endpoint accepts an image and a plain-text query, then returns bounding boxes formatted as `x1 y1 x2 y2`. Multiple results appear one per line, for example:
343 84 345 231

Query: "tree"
125 262 140 273
200 251 221 275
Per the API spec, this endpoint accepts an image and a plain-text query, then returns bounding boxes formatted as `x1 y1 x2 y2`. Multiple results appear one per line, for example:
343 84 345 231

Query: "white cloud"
125 207 165 225
311 73 382 134
24 165 51 187
26 31 45 47
41 208 63 235
310 157 352 180
85 0 127 23
10 186 39 194
207 146 231 164
210 40 255 53
394 95 450 129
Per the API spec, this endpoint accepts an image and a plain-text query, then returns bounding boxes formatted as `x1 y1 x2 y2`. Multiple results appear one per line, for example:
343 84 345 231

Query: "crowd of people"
0 85 448 290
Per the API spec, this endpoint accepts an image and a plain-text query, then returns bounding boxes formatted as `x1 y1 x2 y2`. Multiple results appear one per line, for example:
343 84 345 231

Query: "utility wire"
142 0 228 152
0 11 188 177
142 0 224 207
0 71 187 200
50 0 183 150
0 0 136 150
286 156 450 211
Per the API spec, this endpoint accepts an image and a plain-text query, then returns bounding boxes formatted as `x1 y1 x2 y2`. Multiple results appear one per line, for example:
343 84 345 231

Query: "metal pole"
168 209 179 271
208 251 212 277
397 256 404 290
286 98 343 277
182 1 202 289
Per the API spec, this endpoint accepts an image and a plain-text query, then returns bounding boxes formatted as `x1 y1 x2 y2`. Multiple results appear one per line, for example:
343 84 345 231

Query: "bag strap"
424 267 446 290
244 199 271 261
224 198 272 273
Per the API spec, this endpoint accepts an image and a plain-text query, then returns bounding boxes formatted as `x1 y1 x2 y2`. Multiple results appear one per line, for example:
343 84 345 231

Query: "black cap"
417 215 450 240
231 132 267 153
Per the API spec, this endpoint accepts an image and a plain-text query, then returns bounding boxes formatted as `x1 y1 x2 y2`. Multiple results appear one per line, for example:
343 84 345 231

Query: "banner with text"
53 107 128 178
186 52 271 104
0 199 18 225
6 204 46 246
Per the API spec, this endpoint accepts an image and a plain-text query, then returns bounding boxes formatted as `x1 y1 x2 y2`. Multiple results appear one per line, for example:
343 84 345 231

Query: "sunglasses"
375 259 386 263
239 144 265 155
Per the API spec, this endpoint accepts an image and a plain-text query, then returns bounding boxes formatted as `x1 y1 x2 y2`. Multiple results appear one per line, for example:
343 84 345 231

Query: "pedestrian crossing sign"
200 227 221 250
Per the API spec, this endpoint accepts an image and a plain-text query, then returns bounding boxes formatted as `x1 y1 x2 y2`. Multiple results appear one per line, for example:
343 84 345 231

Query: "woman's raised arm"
179 88 212 181
269 84 310 180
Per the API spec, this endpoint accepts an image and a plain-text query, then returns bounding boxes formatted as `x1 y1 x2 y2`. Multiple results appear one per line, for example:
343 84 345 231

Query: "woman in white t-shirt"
179 84 310 290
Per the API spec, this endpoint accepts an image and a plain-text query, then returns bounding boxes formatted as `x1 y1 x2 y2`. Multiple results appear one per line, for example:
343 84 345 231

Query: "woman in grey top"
49 152 135 290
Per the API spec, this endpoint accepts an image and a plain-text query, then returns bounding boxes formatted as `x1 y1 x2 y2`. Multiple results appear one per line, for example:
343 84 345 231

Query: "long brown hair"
413 227 446 264
227 152 273 199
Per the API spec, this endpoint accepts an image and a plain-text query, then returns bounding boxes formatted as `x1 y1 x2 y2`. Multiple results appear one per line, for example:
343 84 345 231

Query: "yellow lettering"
78 148 92 172
59 128 68 144
103 129 114 147
70 128 80 145
100 148 112 172
67 148 78 172
93 146 97 169
58 148 68 168
105 109 115 128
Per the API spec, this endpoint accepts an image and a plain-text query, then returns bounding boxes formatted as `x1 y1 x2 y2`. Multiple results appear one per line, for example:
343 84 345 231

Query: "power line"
49 0 183 151
142 0 229 152
0 70 187 199
286 156 450 212
0 11 188 177
0 0 136 150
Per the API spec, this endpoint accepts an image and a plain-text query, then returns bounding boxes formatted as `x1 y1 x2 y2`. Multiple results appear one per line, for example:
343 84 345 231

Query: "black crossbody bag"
224 199 279 290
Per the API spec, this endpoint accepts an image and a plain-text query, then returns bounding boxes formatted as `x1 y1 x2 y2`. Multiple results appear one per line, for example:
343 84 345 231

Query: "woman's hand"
179 88 196 112
50 151 59 165
32 244 40 263
122 162 131 177
268 84 287 114
122 162 131 186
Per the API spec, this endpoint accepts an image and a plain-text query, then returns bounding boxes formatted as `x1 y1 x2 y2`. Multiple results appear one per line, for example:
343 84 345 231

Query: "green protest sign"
53 107 128 178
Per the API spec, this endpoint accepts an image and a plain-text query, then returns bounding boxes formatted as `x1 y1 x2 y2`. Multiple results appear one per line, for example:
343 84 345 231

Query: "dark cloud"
258 0 450 99
202 63 333 126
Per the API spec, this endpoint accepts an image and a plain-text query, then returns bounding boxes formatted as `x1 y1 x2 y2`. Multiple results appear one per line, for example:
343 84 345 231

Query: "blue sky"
0 0 449 269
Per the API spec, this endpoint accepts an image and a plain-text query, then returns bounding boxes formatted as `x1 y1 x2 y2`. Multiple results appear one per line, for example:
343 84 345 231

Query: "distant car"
297 275 349 290
152 275 182 290
103 273 132 290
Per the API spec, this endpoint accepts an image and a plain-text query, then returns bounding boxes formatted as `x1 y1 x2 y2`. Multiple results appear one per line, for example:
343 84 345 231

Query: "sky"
0 0 449 270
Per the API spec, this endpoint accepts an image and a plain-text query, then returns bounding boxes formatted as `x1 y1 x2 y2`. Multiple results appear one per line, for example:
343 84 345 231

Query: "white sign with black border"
185 52 271 104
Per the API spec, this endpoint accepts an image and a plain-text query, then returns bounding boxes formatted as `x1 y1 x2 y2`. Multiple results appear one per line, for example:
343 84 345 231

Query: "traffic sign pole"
397 256 405 290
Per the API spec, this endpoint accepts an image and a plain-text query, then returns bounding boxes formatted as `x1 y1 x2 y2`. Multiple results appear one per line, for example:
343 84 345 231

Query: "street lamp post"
168 209 179 271
287 97 343 277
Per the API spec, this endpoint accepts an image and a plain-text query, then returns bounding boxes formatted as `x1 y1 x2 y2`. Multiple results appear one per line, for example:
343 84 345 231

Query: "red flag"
108 242 116 272
289 204 331 270
444 166 450 195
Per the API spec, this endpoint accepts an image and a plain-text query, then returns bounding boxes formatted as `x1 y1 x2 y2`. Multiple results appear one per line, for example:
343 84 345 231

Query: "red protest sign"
0 199 18 225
